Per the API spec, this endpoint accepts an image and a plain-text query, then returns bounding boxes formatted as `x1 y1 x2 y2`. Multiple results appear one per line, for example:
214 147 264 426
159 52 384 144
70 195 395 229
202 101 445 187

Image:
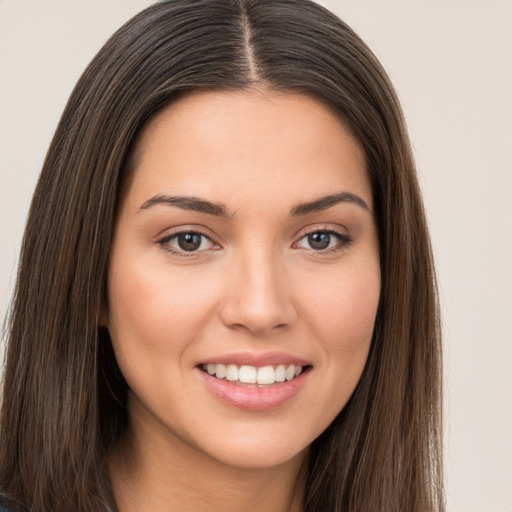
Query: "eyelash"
157 228 353 257
294 229 353 253
157 229 218 257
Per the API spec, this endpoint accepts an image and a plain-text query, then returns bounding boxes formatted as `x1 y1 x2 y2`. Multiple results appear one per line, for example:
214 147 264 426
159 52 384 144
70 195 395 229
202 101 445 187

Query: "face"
107 90 380 470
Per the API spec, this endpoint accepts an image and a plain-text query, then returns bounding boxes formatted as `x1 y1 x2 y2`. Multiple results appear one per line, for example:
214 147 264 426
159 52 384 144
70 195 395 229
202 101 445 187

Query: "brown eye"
308 232 331 250
177 233 202 251
159 231 216 254
295 230 353 252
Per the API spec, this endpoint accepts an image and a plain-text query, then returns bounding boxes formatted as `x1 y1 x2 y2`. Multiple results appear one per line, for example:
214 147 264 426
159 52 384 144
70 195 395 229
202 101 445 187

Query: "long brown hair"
0 1 443 510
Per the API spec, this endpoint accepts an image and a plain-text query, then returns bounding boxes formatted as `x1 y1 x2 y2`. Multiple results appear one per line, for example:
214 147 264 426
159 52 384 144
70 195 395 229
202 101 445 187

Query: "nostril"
219 293 297 334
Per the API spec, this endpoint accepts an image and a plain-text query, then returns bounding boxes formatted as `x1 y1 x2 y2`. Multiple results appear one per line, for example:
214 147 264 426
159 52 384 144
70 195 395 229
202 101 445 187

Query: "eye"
159 231 217 254
295 230 352 251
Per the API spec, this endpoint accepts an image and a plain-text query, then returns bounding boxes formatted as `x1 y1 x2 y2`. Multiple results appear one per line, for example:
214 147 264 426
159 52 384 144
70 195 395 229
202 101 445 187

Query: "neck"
108 415 308 512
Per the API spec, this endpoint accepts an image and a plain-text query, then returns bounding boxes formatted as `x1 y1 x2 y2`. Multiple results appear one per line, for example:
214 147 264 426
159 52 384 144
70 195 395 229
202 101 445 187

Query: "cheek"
107 256 222 357
288 260 380 439
300 260 380 358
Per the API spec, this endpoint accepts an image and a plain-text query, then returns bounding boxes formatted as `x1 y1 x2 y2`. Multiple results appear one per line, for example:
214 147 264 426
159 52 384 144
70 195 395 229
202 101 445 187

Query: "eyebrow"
138 195 230 217
138 190 370 217
290 192 370 215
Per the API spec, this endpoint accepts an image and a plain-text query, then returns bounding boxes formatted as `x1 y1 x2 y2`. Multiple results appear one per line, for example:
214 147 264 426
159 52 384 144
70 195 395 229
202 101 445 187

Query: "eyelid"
292 224 353 252
292 223 350 241
155 223 352 257
156 226 221 257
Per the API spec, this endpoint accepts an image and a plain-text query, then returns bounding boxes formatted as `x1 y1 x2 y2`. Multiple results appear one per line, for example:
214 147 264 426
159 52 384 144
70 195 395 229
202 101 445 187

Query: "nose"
219 249 297 336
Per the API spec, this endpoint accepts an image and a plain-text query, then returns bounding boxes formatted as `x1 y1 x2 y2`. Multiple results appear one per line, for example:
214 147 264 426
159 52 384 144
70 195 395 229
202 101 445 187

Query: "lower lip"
196 368 310 411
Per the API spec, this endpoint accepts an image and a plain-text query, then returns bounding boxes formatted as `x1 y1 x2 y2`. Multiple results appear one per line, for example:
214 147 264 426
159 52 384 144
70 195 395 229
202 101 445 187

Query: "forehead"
123 89 371 213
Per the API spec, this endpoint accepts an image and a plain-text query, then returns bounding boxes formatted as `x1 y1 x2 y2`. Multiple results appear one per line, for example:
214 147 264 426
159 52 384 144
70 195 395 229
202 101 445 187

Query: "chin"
203 437 310 471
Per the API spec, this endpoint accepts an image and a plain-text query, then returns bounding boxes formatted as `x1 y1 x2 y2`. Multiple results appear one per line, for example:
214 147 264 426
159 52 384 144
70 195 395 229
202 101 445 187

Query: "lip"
196 366 311 411
198 350 310 368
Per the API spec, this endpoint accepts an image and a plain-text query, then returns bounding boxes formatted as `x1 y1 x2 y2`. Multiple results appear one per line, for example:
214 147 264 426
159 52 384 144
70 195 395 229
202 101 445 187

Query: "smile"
201 363 305 386
197 359 312 411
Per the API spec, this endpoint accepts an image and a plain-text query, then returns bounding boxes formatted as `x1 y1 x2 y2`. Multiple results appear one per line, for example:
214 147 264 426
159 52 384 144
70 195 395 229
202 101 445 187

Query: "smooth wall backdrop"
1 1 511 511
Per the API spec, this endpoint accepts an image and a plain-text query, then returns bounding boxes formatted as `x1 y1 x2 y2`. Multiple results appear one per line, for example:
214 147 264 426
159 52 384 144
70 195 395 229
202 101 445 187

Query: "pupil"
178 233 201 251
308 232 330 250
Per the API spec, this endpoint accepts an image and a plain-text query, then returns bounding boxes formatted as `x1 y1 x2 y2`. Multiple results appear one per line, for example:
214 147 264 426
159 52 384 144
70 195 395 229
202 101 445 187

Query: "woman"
0 1 443 511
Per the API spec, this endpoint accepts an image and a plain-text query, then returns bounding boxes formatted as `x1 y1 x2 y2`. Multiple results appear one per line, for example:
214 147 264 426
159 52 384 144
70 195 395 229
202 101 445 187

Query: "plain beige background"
1 1 511 511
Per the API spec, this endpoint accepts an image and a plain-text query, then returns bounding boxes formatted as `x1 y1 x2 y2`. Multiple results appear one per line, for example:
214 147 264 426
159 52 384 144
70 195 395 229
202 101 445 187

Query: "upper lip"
198 351 311 368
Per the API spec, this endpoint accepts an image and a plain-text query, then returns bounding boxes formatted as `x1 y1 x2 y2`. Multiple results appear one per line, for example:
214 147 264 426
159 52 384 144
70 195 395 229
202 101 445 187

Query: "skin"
107 89 381 512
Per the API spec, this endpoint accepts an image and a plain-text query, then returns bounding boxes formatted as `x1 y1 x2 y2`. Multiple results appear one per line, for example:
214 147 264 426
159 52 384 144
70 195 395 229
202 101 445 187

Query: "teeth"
203 363 305 385
215 364 226 379
275 364 286 382
257 365 275 385
285 364 296 381
239 365 257 384
225 364 239 381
